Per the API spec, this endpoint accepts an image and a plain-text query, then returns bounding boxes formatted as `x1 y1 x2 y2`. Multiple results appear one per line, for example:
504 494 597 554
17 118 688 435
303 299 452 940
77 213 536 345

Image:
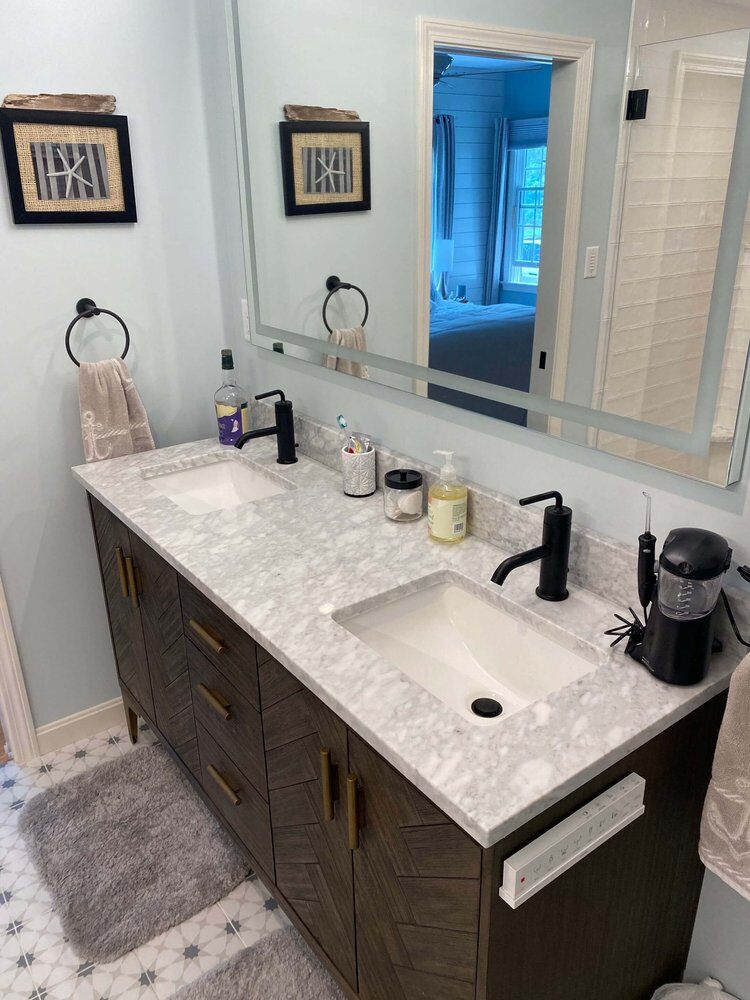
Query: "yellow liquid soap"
428 451 467 543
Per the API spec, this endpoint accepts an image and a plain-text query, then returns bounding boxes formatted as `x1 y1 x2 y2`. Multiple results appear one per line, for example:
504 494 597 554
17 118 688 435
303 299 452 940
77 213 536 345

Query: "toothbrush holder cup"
342 446 376 497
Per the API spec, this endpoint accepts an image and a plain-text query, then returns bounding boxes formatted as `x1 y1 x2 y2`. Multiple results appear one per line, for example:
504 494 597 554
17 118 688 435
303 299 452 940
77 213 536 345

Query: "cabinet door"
349 732 482 1000
89 497 154 719
261 657 357 991
130 533 199 777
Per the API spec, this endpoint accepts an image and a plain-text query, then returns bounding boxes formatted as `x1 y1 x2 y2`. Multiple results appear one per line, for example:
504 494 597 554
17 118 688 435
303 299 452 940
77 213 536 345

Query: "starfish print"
47 146 94 198
315 150 346 191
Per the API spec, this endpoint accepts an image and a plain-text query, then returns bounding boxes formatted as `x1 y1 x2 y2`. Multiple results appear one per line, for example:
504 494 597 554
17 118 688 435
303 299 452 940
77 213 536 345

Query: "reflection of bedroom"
429 49 552 426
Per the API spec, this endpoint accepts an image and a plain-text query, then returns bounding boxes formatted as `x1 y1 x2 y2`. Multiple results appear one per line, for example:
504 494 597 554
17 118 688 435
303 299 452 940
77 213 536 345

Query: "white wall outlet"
499 773 646 908
241 298 251 341
584 245 600 279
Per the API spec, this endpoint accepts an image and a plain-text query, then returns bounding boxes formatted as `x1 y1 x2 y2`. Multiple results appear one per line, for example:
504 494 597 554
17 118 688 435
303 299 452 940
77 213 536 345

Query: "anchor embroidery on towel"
81 411 125 462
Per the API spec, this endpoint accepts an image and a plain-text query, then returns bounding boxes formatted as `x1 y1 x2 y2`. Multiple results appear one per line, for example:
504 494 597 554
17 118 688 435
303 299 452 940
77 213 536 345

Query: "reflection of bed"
428 300 536 425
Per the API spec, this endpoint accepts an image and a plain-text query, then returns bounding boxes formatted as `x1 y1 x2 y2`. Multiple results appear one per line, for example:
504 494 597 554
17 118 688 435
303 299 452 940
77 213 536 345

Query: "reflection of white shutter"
508 117 549 149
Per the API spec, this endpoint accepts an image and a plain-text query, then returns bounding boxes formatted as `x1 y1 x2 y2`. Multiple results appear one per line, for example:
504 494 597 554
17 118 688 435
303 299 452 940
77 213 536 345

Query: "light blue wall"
503 64 553 118
0 0 228 728
434 72 506 303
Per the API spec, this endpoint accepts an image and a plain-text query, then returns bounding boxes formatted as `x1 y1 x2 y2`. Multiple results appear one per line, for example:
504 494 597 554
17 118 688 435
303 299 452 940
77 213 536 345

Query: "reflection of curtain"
483 118 509 305
432 114 455 297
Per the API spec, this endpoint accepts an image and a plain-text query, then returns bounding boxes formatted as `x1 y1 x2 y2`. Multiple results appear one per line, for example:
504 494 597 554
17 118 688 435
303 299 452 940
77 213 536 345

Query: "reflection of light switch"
584 246 599 279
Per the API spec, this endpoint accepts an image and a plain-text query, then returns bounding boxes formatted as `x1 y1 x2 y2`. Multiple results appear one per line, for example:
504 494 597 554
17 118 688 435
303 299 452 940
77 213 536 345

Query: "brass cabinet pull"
189 619 227 655
207 764 241 806
114 546 129 599
321 748 334 822
347 774 360 850
124 556 139 610
197 682 231 721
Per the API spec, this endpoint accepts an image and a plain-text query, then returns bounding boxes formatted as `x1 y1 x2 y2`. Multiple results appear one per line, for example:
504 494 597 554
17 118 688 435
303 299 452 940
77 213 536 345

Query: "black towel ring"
65 297 130 367
322 275 369 333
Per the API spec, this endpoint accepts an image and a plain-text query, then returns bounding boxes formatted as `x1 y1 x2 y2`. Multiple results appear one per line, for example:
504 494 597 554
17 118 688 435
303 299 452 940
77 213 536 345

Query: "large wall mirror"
227 0 750 486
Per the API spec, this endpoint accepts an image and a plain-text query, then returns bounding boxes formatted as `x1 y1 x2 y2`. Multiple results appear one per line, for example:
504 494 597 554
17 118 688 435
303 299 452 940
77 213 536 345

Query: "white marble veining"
73 438 741 848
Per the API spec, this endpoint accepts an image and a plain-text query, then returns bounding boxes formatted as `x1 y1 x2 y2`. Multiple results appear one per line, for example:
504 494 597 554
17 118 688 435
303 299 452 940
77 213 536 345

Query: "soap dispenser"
428 450 467 543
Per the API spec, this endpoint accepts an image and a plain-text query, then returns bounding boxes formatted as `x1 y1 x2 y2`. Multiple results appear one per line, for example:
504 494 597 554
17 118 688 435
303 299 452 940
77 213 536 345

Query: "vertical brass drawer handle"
347 774 360 850
321 748 334 822
188 619 227 655
197 682 231 721
207 764 241 806
114 547 129 599
124 556 139 610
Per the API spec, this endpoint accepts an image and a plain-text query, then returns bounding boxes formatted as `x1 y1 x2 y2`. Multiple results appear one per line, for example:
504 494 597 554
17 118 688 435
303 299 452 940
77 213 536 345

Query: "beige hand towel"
699 652 750 901
78 358 155 462
325 325 369 379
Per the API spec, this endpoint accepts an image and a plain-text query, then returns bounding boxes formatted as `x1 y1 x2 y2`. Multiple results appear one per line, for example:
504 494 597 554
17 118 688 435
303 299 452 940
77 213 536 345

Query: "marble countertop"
73 440 737 848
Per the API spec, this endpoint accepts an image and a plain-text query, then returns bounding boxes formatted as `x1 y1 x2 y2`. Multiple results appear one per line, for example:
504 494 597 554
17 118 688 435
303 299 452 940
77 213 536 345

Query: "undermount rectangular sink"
335 577 599 726
143 455 291 514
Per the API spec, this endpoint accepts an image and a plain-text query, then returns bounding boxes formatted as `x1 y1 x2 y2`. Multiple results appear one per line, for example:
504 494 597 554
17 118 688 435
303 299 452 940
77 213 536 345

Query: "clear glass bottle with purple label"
214 349 249 446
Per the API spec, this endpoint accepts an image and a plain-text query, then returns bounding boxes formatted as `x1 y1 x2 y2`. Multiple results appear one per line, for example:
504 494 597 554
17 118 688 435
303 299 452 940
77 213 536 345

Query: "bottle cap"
221 349 234 370
434 450 457 483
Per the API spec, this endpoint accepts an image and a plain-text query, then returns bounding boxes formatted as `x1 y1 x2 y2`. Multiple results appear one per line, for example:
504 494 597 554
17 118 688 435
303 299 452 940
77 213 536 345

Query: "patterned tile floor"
0 723 288 999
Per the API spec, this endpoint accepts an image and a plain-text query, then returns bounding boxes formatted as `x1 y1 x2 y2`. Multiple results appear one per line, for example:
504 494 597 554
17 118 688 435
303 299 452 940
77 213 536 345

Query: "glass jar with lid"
383 469 423 522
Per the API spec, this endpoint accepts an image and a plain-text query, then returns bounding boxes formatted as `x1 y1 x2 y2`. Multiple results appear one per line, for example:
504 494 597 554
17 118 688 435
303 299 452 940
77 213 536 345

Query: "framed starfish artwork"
0 109 136 224
278 121 370 216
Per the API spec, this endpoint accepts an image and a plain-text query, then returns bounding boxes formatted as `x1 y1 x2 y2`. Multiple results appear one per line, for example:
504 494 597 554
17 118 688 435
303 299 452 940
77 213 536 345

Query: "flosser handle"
638 492 656 612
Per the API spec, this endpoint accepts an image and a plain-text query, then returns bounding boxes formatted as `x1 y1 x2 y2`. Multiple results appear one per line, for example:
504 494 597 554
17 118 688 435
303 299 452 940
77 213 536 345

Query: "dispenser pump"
434 450 457 485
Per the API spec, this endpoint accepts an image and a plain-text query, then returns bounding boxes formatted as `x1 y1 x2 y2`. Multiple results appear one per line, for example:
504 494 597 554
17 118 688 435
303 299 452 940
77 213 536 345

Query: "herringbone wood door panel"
262 661 357 990
89 497 154 718
349 731 481 1000
131 533 199 776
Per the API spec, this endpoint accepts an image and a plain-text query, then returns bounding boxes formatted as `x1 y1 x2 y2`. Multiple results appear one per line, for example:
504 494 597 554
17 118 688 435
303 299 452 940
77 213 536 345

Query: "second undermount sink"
335 576 600 726
143 454 292 514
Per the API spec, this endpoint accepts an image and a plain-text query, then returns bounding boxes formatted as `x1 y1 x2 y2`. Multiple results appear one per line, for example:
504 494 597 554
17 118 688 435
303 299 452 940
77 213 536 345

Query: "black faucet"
491 491 571 601
234 389 298 465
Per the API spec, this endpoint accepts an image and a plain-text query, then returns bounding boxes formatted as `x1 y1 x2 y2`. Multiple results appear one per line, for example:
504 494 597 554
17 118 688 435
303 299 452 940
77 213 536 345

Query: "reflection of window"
504 144 547 287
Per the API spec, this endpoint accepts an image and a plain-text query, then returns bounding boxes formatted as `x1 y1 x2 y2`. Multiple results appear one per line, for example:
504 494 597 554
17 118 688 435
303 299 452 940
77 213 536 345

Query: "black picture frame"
279 120 371 216
0 108 137 224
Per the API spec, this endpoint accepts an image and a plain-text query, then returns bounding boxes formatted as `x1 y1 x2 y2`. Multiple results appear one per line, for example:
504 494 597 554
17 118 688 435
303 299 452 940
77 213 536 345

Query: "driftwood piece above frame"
2 93 116 113
283 103 360 122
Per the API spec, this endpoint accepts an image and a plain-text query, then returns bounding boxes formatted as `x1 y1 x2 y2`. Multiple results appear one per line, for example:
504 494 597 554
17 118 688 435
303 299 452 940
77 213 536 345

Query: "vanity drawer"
196 722 274 879
179 579 260 709
188 641 267 800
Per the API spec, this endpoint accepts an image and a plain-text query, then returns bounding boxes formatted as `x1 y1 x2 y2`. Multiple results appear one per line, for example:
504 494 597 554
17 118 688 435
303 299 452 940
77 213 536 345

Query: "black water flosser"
638 492 657 620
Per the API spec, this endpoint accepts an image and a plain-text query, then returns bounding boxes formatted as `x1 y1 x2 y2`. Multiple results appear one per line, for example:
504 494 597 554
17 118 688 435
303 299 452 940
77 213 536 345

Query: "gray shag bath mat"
173 927 345 1000
19 745 247 963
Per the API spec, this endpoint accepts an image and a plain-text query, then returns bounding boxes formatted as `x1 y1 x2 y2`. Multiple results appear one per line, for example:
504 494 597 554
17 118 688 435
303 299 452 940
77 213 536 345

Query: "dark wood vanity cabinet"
260 655 357 991
349 730 482 1000
130 533 199 777
89 498 154 721
88 495 725 1000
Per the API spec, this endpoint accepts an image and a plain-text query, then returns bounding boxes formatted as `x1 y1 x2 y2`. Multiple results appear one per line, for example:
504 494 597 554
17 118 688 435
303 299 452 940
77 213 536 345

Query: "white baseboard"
35 696 126 756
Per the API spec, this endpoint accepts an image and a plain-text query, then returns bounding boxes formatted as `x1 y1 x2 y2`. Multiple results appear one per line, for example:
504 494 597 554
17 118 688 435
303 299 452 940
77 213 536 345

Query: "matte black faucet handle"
255 389 287 403
519 490 565 511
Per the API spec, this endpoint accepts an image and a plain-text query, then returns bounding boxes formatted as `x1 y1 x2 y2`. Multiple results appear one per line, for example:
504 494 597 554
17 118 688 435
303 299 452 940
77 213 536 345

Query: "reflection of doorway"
416 20 595 430
428 49 552 425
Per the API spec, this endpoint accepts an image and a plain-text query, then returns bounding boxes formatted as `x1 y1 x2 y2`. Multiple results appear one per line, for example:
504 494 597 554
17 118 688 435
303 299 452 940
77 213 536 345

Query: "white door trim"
415 17 595 409
0 575 39 765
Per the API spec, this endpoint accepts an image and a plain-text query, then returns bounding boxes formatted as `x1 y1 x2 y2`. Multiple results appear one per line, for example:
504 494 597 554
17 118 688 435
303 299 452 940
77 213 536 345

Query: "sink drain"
471 697 503 719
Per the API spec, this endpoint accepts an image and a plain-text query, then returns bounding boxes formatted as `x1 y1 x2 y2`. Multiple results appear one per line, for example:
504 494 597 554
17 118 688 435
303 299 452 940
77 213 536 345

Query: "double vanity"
74 432 737 1000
